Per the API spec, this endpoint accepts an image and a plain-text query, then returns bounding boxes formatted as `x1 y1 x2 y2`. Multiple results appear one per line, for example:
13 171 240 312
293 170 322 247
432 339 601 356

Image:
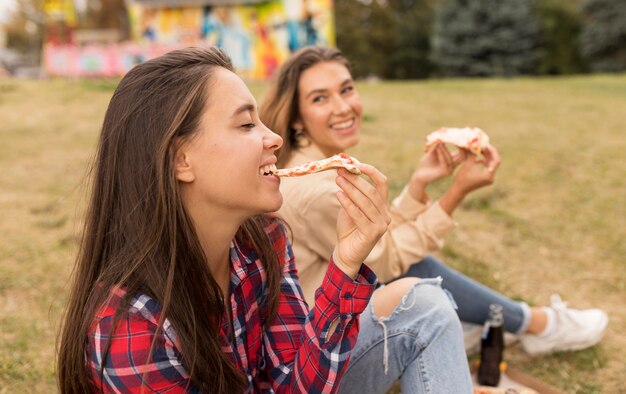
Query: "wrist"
408 177 429 203
439 185 467 216
332 249 359 280
448 182 470 199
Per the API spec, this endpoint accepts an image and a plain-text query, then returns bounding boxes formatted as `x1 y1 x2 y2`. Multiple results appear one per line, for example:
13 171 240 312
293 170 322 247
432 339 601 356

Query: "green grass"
1 74 625 393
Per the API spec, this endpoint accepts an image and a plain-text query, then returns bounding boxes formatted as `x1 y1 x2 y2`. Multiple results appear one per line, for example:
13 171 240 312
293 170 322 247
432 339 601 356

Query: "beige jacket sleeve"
300 175 456 283
368 186 456 282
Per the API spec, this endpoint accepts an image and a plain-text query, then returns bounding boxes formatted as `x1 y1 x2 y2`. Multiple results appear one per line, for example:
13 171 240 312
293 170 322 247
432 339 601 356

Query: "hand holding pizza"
452 144 501 194
413 143 459 183
409 144 467 201
332 163 391 279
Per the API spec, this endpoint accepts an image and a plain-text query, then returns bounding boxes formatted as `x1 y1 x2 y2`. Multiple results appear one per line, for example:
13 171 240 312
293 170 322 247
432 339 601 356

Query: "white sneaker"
520 294 608 356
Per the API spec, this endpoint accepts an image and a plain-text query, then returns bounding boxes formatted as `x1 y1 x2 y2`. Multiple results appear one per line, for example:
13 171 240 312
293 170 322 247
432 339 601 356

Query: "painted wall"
44 0 335 79
44 42 184 77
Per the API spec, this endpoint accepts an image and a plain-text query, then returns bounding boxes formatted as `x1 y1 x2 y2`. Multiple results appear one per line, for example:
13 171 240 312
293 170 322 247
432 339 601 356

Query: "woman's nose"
332 96 351 115
263 124 283 150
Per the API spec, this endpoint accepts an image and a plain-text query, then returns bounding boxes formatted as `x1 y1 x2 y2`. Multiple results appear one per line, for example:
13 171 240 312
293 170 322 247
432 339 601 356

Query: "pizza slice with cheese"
425 127 490 156
274 153 362 177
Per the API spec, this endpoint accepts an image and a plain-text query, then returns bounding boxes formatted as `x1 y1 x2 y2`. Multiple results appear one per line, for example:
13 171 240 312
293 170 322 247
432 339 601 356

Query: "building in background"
43 0 335 79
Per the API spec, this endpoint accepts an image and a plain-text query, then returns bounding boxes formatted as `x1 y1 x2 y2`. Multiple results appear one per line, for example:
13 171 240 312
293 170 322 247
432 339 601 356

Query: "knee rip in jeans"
372 276 458 374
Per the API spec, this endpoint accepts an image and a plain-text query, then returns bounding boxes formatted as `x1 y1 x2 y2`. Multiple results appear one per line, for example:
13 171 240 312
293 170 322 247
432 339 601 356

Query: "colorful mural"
44 0 335 79
44 42 182 77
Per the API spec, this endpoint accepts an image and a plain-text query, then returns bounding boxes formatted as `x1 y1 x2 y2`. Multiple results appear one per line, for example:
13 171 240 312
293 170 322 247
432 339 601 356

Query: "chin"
271 195 284 212
340 135 359 151
260 194 283 214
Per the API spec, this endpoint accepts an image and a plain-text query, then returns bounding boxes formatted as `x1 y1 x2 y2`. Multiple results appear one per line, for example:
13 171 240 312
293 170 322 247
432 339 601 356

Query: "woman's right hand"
451 144 501 194
439 144 502 216
332 164 391 279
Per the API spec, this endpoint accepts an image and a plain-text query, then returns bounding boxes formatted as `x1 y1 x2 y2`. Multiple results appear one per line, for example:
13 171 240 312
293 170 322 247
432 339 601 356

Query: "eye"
312 95 326 103
241 123 256 130
341 86 354 94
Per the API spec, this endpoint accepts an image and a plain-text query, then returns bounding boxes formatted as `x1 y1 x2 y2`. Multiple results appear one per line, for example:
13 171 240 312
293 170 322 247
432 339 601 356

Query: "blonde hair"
260 46 350 167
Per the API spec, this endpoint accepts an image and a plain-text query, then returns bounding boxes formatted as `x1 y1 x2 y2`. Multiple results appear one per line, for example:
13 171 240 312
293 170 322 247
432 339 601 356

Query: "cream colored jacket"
278 144 456 304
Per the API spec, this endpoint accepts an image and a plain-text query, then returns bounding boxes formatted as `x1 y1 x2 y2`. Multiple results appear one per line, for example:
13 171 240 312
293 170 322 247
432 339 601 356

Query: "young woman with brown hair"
57 47 391 393
260 46 608 393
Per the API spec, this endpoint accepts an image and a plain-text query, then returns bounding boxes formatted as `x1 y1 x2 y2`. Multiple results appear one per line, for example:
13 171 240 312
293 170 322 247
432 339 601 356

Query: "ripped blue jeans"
339 278 473 394
401 256 531 334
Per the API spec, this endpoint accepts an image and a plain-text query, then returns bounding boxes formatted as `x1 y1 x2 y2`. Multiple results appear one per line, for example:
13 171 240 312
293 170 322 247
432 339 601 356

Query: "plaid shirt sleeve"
87 291 197 393
262 227 378 394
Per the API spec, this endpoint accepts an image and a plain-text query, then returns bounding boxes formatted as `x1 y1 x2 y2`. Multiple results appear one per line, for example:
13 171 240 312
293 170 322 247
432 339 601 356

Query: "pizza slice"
425 127 490 156
274 153 362 177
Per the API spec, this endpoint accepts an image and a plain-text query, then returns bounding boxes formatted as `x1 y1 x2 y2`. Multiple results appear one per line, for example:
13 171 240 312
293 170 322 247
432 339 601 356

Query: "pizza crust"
425 127 490 156
275 153 362 177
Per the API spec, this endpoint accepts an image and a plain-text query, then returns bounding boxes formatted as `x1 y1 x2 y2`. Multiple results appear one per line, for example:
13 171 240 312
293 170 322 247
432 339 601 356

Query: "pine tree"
580 0 626 72
335 0 395 79
335 0 435 79
431 0 543 77
387 0 438 79
537 0 587 75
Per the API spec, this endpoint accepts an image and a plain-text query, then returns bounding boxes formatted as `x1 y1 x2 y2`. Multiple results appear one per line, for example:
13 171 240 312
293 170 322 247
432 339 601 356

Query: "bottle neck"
488 304 503 326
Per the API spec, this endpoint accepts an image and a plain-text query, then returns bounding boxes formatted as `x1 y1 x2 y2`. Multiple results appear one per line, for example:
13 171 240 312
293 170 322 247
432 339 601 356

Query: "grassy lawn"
1 74 625 393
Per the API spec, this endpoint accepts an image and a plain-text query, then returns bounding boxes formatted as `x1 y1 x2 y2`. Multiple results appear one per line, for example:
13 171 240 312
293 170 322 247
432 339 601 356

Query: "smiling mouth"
259 164 278 176
330 119 355 130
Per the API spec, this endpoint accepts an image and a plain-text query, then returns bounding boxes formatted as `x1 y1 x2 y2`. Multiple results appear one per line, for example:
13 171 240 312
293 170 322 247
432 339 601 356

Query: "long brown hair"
260 46 350 167
57 47 281 393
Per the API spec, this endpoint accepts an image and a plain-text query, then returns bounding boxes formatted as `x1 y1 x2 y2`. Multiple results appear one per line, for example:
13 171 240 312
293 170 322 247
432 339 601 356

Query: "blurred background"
1 0 625 393
1 0 625 79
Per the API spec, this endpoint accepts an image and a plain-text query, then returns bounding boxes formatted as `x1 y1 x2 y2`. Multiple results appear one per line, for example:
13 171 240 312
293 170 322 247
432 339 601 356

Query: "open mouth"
259 164 278 176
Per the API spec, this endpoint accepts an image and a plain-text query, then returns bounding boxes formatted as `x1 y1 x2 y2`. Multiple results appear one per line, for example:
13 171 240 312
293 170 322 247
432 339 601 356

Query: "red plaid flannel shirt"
87 218 377 393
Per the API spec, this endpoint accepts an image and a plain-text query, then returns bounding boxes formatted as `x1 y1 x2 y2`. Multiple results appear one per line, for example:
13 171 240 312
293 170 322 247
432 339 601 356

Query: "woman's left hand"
332 164 391 279
408 144 466 202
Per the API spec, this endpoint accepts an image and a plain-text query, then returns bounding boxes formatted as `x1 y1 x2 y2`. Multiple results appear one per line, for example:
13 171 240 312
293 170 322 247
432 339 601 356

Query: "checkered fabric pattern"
87 218 377 393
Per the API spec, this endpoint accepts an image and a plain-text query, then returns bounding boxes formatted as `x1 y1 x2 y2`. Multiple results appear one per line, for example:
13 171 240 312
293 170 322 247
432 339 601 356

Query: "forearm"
438 184 467 216
407 177 430 204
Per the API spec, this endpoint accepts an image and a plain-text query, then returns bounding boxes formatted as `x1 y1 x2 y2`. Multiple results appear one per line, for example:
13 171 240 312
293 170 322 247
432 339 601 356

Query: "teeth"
259 164 278 176
332 119 353 129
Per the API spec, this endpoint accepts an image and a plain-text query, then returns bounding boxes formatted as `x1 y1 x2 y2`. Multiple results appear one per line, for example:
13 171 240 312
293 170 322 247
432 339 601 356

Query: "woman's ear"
175 147 195 183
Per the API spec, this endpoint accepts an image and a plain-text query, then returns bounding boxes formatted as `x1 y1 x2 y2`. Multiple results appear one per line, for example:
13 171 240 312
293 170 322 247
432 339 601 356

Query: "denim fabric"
339 278 473 394
401 256 531 335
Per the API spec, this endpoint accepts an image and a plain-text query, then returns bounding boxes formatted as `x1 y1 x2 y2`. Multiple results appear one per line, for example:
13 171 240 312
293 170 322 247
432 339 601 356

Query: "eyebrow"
305 78 353 99
232 103 256 117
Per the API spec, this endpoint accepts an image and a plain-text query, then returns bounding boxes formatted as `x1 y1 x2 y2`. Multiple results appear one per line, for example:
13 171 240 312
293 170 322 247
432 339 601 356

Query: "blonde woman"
260 46 608 393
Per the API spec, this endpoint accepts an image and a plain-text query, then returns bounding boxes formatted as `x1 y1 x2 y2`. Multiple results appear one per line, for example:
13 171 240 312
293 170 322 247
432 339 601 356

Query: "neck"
181 191 243 295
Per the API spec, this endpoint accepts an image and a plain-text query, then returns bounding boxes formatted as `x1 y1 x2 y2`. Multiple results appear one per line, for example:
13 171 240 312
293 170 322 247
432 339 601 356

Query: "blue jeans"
339 278 473 394
401 256 531 334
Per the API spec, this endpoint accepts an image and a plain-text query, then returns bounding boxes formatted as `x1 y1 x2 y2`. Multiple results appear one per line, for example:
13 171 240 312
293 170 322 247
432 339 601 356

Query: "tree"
335 0 437 79
335 0 395 79
580 0 626 72
387 0 438 79
431 0 543 77
4 0 45 57
536 0 587 75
